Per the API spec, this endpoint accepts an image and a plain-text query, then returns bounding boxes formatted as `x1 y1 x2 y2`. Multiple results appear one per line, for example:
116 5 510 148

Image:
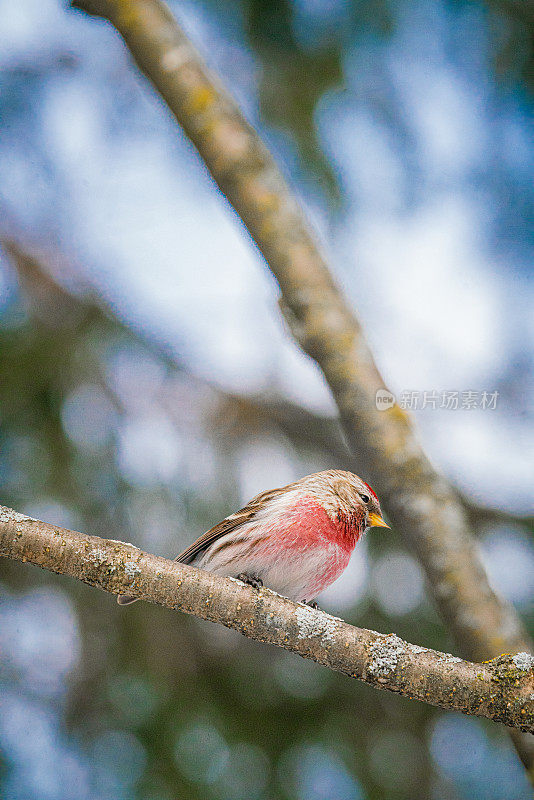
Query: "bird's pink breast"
197 493 363 602
251 494 360 600
266 495 357 552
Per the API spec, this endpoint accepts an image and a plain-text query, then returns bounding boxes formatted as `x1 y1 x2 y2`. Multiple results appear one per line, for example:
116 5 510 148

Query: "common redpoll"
118 469 389 606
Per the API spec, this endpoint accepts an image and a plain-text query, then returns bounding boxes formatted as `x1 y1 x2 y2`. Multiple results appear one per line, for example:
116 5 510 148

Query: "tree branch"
70 0 534 773
1 504 533 734
461 494 534 533
7 233 531 538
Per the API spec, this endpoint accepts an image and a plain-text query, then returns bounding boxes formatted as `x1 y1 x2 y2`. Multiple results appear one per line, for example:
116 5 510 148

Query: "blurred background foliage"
0 0 533 798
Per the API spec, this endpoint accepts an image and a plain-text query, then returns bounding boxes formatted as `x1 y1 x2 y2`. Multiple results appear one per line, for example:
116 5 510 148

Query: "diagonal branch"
70 0 534 772
1 504 533 734
6 233 531 538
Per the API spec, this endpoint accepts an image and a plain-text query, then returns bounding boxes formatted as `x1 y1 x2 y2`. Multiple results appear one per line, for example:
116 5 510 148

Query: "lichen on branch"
1 506 533 735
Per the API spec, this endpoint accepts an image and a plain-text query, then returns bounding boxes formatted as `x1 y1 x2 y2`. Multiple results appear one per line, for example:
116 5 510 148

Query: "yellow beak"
368 512 390 529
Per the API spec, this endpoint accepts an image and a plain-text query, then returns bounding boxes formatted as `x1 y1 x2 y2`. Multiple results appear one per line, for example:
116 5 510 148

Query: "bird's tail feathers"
117 594 138 605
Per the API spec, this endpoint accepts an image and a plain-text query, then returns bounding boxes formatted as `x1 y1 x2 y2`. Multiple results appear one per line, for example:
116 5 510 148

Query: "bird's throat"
335 507 366 549
291 495 363 552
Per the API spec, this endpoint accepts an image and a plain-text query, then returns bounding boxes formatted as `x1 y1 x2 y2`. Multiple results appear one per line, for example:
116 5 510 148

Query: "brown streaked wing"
174 485 288 565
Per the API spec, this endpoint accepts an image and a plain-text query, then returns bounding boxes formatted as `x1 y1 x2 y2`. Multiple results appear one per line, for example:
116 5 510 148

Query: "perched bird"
118 469 389 606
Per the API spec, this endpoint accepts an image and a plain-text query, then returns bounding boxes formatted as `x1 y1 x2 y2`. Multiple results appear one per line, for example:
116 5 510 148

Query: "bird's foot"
304 600 320 610
237 573 263 590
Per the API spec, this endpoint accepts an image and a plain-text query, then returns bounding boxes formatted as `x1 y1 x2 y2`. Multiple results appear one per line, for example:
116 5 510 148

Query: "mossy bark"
1 506 533 734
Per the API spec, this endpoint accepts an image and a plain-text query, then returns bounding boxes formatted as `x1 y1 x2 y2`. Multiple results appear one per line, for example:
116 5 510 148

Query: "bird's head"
302 469 390 533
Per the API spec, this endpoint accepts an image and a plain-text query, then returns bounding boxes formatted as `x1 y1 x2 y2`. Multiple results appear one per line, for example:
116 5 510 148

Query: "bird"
117 469 389 607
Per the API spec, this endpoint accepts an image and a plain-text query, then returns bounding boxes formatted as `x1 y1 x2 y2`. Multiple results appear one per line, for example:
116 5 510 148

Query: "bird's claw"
237 573 263 590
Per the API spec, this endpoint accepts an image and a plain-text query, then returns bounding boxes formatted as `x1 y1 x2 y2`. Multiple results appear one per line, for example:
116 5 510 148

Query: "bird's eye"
360 493 370 504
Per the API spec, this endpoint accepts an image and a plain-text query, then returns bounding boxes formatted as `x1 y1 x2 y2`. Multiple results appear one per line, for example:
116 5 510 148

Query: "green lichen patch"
489 653 534 686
